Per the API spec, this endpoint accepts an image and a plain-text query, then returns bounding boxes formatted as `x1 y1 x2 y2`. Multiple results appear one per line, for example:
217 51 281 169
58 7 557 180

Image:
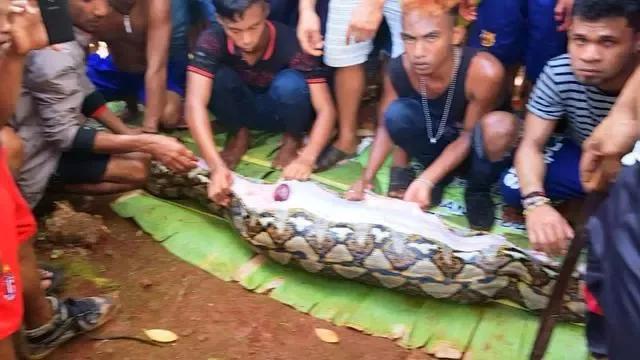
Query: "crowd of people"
1 0 639 358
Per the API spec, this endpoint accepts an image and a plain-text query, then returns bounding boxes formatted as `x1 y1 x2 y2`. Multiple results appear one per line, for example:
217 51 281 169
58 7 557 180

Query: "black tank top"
389 46 481 134
109 0 135 14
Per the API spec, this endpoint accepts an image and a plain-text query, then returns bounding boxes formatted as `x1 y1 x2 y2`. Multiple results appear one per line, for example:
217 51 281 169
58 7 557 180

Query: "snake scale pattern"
146 163 586 322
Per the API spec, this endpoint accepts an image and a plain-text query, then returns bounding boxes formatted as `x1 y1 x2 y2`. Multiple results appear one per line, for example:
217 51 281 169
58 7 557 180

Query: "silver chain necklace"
418 47 462 144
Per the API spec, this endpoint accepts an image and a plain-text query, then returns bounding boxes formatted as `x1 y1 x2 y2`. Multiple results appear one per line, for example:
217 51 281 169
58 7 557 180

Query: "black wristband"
522 191 547 200
71 126 98 152
81 91 107 117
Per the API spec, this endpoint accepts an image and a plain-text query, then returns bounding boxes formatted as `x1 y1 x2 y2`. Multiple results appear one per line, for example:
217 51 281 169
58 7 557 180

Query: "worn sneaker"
25 296 116 359
465 190 496 231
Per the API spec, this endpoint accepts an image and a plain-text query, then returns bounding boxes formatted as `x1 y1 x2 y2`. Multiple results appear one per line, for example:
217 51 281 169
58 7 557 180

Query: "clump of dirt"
44 201 110 246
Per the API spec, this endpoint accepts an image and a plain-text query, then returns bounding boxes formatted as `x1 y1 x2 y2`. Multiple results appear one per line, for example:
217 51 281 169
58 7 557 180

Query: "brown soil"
38 194 432 360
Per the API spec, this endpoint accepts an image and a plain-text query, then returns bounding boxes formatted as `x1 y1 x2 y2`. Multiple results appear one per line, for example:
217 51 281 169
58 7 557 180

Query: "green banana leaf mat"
111 131 588 359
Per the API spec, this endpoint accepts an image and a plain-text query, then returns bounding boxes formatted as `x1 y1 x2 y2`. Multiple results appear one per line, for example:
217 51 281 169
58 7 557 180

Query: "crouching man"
186 0 336 205
347 0 517 231
9 0 196 207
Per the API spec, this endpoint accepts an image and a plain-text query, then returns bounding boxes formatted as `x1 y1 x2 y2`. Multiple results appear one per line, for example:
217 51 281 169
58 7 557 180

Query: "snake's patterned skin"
146 163 585 322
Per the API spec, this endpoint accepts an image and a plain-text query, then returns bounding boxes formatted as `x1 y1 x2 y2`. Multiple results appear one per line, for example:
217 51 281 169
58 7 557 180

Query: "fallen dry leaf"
429 341 463 359
144 329 178 343
314 328 339 343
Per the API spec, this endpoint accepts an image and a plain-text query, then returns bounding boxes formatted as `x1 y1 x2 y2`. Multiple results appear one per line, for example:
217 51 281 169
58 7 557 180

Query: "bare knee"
106 155 150 185
159 91 183 129
127 157 150 185
480 111 519 162
1 127 24 176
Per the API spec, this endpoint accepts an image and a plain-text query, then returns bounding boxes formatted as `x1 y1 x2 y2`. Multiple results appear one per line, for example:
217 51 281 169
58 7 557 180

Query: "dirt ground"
37 194 433 360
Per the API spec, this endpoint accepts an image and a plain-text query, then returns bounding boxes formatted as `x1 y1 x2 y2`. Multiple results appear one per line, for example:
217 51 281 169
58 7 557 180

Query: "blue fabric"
209 67 313 136
170 0 216 61
55 150 110 184
384 97 511 192
86 0 214 100
267 0 298 26
500 136 585 206
467 0 527 67
267 0 328 33
467 0 566 81
525 0 568 81
586 162 640 359
385 98 460 166
86 54 186 101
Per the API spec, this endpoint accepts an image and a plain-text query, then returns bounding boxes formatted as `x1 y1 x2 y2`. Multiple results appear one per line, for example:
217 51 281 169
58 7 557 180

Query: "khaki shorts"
323 0 404 67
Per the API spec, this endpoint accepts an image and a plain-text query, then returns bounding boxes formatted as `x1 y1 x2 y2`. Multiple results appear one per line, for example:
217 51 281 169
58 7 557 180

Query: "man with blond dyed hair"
346 0 518 231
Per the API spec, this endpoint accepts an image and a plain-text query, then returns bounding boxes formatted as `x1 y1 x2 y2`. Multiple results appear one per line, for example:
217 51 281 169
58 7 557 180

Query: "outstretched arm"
516 113 574 256
91 131 195 172
581 66 640 191
345 70 399 201
514 58 576 256
185 71 234 206
362 71 399 184
185 72 225 172
515 114 556 199
282 82 336 180
142 0 171 133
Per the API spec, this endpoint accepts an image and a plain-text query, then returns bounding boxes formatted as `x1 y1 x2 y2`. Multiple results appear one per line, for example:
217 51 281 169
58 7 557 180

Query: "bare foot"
220 128 250 169
272 134 302 170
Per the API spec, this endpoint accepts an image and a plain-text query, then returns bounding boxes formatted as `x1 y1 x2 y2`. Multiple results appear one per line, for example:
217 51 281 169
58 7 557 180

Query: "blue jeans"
586 162 640 359
384 98 511 193
210 67 313 136
500 136 586 207
171 0 215 59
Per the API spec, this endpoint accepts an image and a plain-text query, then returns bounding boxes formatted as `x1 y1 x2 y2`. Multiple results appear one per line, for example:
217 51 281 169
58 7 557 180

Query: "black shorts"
54 150 110 184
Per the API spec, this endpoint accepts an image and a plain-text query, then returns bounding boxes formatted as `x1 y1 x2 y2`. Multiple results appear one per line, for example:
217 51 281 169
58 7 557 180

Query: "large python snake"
146 162 585 322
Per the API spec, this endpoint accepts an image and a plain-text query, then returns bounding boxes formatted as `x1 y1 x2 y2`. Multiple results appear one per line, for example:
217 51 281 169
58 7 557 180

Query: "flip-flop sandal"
38 264 65 296
315 145 354 172
388 166 414 199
